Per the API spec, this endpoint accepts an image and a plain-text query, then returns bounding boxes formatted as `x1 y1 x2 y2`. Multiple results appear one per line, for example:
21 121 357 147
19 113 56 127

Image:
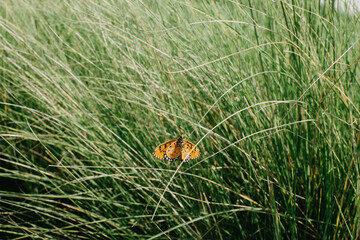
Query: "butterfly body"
153 135 200 162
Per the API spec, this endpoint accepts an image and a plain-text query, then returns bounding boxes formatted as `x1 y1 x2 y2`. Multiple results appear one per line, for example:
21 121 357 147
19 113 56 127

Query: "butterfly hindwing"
164 141 182 162
152 139 177 160
180 141 200 162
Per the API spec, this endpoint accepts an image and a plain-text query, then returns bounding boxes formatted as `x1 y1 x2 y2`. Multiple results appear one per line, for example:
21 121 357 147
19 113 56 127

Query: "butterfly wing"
164 140 182 162
152 139 177 159
180 141 200 162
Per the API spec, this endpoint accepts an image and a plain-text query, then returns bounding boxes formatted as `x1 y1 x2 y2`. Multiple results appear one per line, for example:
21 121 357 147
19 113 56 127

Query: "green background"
1 0 359 239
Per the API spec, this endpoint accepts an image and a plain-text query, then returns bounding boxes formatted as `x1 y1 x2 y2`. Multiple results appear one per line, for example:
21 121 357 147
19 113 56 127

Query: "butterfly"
152 135 200 162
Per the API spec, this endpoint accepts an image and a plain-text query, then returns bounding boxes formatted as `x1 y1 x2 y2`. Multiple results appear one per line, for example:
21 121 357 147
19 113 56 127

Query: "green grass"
1 0 359 239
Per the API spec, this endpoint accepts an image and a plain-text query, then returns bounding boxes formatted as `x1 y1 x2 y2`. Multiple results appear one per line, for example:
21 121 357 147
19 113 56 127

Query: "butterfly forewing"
188 142 200 159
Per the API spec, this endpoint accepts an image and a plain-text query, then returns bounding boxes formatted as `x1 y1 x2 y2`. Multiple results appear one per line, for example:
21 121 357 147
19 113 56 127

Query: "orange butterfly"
152 135 200 162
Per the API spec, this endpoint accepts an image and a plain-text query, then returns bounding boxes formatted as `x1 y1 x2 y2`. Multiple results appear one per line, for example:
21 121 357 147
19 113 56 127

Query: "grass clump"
0 0 359 239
